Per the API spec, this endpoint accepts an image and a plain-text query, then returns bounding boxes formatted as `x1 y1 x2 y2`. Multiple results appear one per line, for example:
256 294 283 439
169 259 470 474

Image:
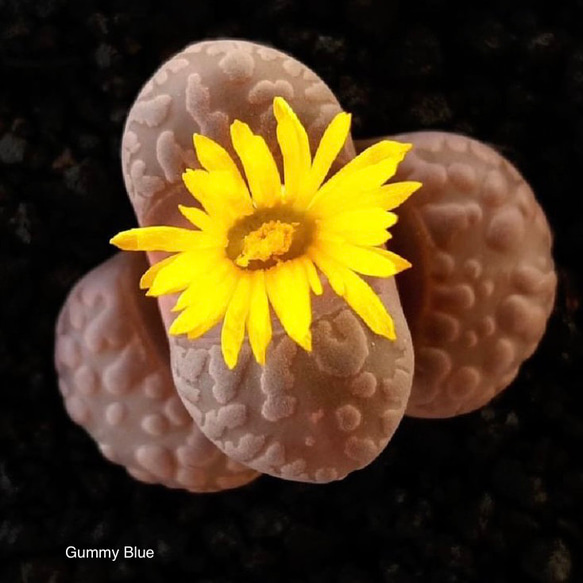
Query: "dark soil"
1 0 582 581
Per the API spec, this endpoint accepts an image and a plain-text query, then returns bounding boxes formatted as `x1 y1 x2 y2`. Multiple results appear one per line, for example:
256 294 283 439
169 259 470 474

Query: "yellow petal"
185 315 224 341
148 249 224 297
310 248 395 340
221 273 252 369
309 158 405 213
371 247 413 273
299 255 323 295
308 140 412 212
178 205 213 232
309 247 345 295
172 260 233 312
183 168 250 225
177 204 226 242
328 229 392 247
169 266 238 336
319 208 397 246
247 271 272 365
304 111 351 199
311 180 421 218
376 181 421 211
110 226 217 252
169 300 210 336
341 268 396 340
192 134 254 213
139 255 177 289
193 134 246 184
182 168 218 215
322 228 392 248
315 240 411 277
335 140 411 178
273 97 311 204
230 120 282 208
320 207 397 232
265 260 312 351
170 303 221 337
193 133 237 172
146 252 192 296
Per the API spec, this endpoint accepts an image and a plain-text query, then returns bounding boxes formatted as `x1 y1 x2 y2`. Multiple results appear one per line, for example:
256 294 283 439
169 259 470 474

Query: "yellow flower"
111 97 421 369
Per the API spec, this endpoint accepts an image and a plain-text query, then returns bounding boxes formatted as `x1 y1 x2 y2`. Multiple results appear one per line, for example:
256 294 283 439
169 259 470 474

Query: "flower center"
235 220 298 268
226 206 314 271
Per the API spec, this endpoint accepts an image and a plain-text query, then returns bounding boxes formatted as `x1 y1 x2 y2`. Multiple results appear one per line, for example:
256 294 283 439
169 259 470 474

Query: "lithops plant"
54 40 557 492
111 40 415 483
356 133 556 418
169 277 412 483
55 252 259 492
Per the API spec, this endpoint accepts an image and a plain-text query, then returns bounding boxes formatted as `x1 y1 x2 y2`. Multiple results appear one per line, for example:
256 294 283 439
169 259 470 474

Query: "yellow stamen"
236 220 298 267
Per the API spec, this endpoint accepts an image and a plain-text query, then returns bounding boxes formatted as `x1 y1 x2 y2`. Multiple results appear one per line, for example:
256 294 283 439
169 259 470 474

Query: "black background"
1 0 583 581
